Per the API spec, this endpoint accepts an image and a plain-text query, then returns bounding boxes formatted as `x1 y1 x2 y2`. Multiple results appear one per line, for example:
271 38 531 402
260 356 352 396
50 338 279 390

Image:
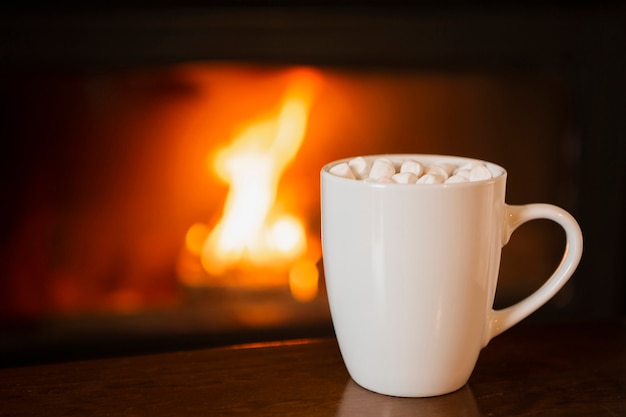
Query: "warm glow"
270 216 306 255
289 259 320 303
185 223 209 255
182 67 321 296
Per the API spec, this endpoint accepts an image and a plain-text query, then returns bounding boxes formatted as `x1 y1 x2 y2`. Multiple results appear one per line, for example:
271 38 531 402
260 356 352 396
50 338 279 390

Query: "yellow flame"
198 68 320 278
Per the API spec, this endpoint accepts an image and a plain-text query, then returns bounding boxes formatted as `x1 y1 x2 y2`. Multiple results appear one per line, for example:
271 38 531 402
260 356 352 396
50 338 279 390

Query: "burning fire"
179 68 321 302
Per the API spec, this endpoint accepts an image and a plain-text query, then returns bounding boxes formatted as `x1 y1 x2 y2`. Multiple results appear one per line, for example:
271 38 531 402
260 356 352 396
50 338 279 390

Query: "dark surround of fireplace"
1 3 624 71
1 3 624 364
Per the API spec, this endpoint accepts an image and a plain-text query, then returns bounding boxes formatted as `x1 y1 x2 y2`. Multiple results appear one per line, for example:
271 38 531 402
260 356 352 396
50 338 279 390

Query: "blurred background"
1 1 624 367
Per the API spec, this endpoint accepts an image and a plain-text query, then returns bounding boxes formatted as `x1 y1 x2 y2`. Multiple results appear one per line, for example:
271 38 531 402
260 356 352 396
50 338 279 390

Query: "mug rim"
321 153 507 188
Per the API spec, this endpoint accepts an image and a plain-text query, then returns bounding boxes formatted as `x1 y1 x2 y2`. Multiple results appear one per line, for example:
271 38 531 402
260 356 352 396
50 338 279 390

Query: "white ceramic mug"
321 154 583 397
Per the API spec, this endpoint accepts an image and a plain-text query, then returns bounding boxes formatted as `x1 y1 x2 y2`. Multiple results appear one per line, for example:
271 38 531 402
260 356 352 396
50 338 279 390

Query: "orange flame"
181 68 320 300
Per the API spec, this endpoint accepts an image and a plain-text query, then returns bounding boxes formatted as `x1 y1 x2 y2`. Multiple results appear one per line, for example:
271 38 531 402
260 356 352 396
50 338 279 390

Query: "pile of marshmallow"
328 156 499 184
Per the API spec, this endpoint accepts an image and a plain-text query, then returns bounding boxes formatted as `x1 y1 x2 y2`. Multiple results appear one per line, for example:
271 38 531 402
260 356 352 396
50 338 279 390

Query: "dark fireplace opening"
1 3 624 367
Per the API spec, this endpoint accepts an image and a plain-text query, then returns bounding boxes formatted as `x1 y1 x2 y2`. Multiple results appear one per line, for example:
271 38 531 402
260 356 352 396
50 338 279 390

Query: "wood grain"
1 321 624 416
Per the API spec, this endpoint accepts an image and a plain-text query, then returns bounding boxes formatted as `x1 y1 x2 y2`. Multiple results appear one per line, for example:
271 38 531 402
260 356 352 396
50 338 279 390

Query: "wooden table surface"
1 320 624 416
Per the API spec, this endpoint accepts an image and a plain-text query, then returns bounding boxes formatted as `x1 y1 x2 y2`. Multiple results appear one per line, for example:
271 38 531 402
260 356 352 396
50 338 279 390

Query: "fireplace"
1 3 624 366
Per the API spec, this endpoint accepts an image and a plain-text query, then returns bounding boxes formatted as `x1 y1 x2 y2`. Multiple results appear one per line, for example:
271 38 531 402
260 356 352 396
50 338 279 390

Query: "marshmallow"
454 169 471 180
375 176 394 184
348 156 371 179
445 174 468 184
433 163 456 176
329 162 356 179
392 172 418 184
368 158 396 180
400 159 424 177
425 164 451 180
328 156 500 185
487 165 503 178
469 164 492 182
455 161 482 173
416 173 445 184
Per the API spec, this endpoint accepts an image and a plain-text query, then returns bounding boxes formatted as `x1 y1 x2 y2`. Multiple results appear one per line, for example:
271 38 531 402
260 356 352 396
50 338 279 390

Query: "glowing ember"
180 68 321 300
288 259 320 303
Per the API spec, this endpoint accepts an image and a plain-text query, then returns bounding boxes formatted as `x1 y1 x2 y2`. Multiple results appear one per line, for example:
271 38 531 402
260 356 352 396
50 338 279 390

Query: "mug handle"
484 203 583 345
